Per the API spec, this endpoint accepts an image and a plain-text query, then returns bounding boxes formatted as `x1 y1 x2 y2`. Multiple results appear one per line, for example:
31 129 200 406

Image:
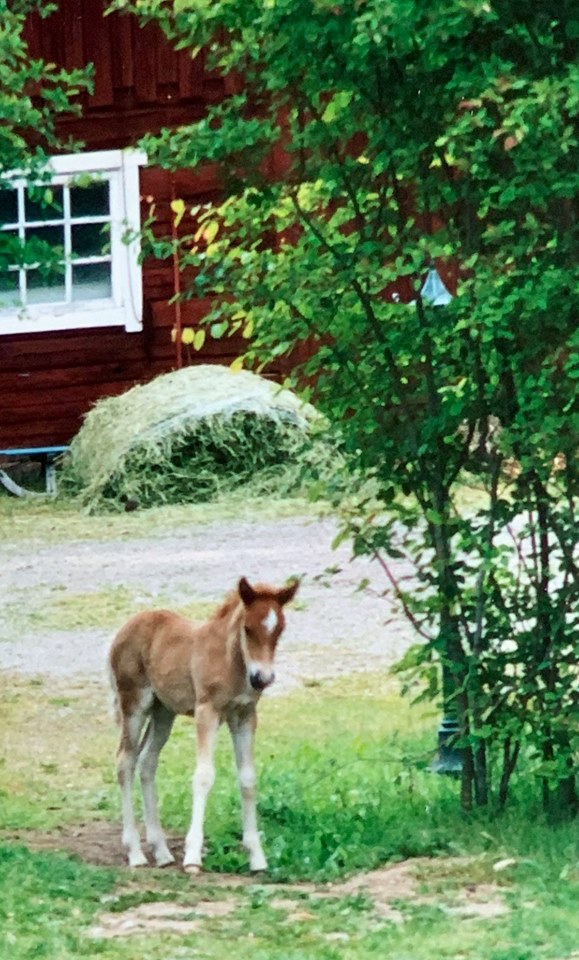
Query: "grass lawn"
0 493 577 959
1 672 577 960
0 491 321 544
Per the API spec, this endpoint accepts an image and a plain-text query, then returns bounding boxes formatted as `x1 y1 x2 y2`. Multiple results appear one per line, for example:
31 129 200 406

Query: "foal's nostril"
250 671 274 691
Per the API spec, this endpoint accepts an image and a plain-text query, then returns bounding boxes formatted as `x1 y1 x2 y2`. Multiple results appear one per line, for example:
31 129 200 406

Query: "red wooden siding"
0 2 291 450
25 0 222 151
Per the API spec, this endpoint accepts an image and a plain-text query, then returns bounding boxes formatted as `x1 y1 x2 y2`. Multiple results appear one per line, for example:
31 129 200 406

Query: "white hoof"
154 848 175 868
184 863 201 875
128 849 149 868
249 853 268 873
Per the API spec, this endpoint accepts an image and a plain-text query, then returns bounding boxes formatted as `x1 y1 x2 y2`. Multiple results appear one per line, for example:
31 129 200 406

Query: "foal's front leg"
229 709 268 872
183 702 220 872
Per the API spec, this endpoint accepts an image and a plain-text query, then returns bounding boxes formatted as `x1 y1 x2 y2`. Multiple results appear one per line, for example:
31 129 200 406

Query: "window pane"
24 224 65 263
25 186 63 223
26 269 66 304
0 230 20 268
0 270 20 307
71 222 110 258
0 189 18 226
70 181 110 218
72 262 112 301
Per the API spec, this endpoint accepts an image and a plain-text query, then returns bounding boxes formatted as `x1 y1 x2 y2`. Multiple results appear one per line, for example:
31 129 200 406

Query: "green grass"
1 494 577 959
0 845 116 960
1 584 215 635
0 491 322 544
1 673 578 959
2 843 578 960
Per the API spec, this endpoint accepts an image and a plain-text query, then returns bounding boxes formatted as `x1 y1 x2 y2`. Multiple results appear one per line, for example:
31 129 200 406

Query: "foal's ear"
277 579 299 607
238 577 256 606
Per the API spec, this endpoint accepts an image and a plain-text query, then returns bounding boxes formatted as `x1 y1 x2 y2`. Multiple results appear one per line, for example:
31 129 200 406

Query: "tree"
0 0 91 289
115 0 578 815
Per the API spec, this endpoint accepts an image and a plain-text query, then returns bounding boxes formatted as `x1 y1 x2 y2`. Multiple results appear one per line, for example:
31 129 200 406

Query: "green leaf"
321 90 353 124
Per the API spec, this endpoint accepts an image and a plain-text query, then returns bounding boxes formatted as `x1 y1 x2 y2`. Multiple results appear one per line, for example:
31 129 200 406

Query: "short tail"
105 649 121 725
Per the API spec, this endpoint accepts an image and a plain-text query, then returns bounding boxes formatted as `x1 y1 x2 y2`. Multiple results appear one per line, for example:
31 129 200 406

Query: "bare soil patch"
4 821 251 878
7 823 509 939
88 899 238 939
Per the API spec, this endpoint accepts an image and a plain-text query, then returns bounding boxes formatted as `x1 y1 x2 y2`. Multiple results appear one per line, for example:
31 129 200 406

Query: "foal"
108 576 298 872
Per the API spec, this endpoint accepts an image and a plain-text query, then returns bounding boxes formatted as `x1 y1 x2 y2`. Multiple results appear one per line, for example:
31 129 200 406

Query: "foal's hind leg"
138 700 175 867
116 692 152 867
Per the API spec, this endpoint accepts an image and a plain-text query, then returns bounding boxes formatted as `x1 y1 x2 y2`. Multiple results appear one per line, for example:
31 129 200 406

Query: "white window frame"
0 148 146 335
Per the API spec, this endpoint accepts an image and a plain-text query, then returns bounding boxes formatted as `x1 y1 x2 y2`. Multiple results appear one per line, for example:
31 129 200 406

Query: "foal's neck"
225 602 246 668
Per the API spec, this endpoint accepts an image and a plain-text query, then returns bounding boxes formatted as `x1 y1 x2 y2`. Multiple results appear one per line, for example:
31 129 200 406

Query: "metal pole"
420 265 462 776
431 661 462 776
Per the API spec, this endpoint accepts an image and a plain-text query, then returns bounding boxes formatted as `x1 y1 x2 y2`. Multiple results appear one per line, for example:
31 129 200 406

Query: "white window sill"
0 302 142 335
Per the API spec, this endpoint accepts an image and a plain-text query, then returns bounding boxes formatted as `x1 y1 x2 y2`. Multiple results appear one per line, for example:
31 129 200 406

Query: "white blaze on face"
262 607 279 635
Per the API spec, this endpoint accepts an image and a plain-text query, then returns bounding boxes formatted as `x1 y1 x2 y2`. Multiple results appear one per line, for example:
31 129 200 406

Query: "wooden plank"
0 360 153 395
134 21 159 104
178 47 206 99
110 10 135 91
83 0 115 108
150 299 215 328
55 101 208 150
0 331 146 369
148 329 245 361
0 381 142 421
23 9 43 59
39 5 63 65
140 165 221 200
155 23 179 91
61 0 85 70
0 420 83 448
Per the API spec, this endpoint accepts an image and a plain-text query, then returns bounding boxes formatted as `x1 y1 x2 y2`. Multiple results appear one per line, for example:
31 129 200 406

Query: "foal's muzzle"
249 669 275 691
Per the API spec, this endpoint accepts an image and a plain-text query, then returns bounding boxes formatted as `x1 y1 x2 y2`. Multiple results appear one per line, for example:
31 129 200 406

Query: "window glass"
26 223 65 253
27 269 66 304
72 262 112 301
71 222 110 259
0 270 20 307
0 149 144 333
25 186 63 223
2 176 112 307
70 181 109 218
0 189 18 225
0 229 20 261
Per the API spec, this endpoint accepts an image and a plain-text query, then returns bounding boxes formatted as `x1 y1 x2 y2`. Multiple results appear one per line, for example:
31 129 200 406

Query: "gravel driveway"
0 514 416 691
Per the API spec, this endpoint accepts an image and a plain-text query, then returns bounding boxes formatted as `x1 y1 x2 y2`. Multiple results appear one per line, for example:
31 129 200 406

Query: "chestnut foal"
108 576 298 872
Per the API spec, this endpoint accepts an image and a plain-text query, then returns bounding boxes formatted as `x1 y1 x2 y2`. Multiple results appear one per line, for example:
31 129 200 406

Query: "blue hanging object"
420 267 453 306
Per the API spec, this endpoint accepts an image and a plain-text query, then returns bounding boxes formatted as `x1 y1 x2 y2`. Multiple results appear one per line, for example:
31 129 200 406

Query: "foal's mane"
213 583 279 622
213 589 242 622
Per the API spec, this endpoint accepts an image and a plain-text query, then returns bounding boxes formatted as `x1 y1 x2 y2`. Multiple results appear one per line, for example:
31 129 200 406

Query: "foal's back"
109 608 221 718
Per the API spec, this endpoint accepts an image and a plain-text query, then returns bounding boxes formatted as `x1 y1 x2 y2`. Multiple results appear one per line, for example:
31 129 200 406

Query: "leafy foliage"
116 0 579 814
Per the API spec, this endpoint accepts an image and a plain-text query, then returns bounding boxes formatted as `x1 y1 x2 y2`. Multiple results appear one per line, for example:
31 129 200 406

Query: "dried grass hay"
62 365 326 511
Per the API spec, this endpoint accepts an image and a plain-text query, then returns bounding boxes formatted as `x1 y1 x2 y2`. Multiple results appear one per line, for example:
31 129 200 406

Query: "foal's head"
237 577 299 691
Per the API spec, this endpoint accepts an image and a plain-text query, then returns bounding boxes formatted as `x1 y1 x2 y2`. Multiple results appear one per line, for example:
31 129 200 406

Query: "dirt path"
0 513 415 689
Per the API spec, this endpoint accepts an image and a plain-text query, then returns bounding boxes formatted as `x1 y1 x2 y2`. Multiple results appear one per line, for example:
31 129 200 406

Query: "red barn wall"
0 0 275 450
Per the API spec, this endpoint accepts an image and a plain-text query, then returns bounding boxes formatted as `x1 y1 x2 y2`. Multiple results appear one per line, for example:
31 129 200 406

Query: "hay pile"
62 365 328 511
